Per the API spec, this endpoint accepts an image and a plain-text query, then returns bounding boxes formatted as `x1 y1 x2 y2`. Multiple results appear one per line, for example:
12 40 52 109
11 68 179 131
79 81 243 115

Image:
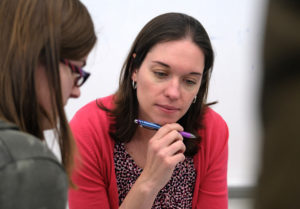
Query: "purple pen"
134 119 196 139
179 131 196 139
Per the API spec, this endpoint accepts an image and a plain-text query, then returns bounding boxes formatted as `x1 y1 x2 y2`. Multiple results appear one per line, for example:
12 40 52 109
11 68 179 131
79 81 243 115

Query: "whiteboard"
64 0 268 187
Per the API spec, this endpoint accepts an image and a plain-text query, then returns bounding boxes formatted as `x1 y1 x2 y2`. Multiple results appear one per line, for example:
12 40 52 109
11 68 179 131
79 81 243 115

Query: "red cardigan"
69 95 229 209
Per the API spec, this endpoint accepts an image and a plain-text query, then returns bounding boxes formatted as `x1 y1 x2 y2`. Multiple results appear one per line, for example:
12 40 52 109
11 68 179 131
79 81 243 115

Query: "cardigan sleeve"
193 108 229 209
68 98 118 209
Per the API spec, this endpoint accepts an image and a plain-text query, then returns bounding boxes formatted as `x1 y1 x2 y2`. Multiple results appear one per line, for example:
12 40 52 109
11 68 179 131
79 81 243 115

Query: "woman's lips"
156 104 180 113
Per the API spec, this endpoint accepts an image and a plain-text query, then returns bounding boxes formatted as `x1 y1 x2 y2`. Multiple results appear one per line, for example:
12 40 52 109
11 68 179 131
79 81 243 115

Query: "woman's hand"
119 123 186 209
139 123 186 192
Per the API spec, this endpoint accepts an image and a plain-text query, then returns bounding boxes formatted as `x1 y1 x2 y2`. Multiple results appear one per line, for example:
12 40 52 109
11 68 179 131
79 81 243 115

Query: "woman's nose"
165 79 180 100
70 86 81 98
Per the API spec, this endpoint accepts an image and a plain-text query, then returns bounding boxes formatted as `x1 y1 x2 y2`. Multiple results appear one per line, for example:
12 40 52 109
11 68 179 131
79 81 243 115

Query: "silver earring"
193 96 197 103
132 80 137 89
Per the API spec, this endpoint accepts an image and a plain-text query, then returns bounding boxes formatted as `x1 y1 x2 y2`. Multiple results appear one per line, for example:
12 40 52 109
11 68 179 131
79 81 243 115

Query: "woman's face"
59 58 87 104
131 39 205 125
35 57 87 129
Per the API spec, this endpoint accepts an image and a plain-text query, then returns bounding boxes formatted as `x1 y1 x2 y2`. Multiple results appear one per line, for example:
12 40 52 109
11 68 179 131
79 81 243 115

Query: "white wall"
64 0 268 188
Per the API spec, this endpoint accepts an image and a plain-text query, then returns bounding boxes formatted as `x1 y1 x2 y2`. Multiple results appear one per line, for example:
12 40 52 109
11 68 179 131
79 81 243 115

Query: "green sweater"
0 119 68 209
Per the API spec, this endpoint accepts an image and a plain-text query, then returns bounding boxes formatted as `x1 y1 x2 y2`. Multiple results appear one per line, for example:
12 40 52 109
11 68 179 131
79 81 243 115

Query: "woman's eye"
154 71 168 78
184 79 197 85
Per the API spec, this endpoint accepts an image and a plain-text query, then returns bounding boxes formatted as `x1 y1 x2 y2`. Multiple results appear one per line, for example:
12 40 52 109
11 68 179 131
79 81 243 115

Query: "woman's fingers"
148 123 186 162
163 139 186 156
151 123 183 141
169 152 186 164
149 130 183 152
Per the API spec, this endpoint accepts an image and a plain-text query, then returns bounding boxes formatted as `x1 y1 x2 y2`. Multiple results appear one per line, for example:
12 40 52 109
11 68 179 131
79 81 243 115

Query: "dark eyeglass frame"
60 59 90 87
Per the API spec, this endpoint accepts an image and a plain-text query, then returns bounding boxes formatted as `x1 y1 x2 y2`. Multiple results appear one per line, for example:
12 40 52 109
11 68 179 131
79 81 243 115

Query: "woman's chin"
41 119 55 131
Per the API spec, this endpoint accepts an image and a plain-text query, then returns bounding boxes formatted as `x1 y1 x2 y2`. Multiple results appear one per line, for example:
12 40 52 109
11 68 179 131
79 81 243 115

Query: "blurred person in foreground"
255 0 300 208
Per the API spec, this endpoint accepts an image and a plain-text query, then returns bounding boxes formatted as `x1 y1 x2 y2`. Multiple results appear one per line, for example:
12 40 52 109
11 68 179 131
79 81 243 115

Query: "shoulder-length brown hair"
100 12 213 157
0 0 96 185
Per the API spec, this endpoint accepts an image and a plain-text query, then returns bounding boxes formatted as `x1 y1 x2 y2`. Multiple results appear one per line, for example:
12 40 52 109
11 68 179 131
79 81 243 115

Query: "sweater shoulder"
0 128 63 170
69 95 115 152
73 95 114 118
199 107 229 149
202 107 227 128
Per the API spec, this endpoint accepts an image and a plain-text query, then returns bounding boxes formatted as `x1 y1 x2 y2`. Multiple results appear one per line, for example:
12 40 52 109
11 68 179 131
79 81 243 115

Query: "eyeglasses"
60 59 90 87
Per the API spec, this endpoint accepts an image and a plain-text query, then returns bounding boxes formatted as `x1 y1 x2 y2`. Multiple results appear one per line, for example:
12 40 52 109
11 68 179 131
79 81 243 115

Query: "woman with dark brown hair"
69 12 228 209
0 0 96 208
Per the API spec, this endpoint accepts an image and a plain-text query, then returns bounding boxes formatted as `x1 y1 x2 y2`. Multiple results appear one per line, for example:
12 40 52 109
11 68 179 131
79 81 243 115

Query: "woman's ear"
131 69 138 81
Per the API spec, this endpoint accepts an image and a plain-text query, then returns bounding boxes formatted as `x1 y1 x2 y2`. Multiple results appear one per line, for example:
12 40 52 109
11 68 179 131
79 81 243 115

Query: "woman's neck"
125 127 156 168
133 126 156 144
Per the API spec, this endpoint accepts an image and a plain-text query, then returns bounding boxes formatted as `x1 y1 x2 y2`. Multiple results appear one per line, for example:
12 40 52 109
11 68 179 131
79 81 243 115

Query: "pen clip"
134 119 143 128
134 119 159 130
134 119 140 126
